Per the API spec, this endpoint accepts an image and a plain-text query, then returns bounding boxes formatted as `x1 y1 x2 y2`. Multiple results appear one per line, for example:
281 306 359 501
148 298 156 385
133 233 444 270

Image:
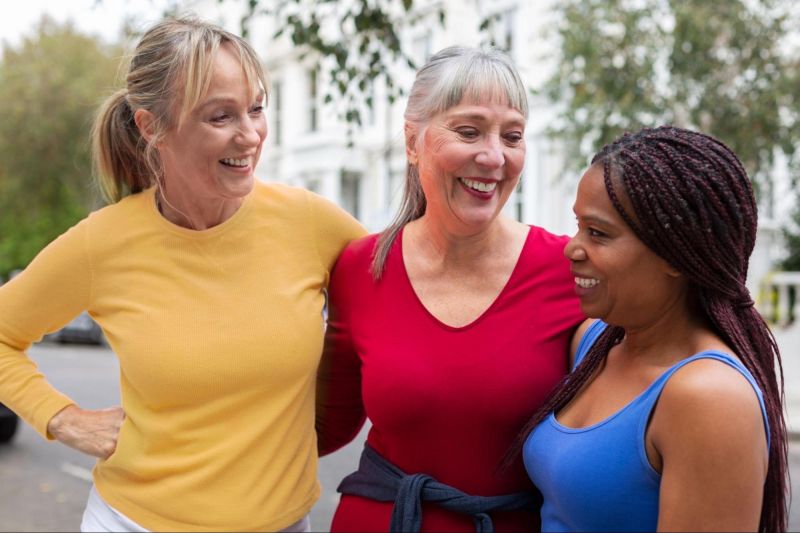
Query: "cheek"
505 147 526 174
257 117 268 141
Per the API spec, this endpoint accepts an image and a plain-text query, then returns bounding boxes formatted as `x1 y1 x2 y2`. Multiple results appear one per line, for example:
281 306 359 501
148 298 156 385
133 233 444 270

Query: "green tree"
543 0 799 192
220 0 513 128
0 17 121 277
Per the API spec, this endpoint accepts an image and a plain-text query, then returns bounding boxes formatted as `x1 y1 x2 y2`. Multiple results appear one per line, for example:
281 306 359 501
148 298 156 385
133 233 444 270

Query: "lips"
574 276 600 288
458 177 497 193
220 157 251 168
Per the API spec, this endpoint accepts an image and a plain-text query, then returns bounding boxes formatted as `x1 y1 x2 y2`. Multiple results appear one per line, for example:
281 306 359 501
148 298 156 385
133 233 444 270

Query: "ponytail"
91 89 153 204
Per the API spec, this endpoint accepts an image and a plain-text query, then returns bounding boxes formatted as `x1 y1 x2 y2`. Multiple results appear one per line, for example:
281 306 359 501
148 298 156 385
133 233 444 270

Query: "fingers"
47 405 126 460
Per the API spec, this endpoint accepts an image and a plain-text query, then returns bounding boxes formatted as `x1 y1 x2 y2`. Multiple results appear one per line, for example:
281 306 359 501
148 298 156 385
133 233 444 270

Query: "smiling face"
565 164 686 327
408 97 526 234
157 43 267 205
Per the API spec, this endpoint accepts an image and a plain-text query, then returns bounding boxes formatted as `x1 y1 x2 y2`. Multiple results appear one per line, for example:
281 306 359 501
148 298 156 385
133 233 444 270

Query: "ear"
664 262 682 278
404 122 418 165
133 109 157 143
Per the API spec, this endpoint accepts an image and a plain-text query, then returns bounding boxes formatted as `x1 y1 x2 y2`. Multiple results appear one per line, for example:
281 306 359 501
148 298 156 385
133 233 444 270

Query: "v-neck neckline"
396 225 533 331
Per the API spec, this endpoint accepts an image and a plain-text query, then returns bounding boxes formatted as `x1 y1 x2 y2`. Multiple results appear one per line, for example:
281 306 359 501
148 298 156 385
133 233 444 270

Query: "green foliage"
0 17 121 278
222 0 446 129
544 0 799 192
781 204 800 271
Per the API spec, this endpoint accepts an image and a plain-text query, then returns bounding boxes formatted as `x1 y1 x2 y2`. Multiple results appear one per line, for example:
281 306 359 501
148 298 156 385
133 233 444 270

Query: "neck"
617 290 708 363
406 215 518 268
156 189 244 230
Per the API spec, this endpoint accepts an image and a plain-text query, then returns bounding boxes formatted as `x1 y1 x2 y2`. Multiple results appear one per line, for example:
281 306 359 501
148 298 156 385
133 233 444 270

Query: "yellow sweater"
0 183 365 531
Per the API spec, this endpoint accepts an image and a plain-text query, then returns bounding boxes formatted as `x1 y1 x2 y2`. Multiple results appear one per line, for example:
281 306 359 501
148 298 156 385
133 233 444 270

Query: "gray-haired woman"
0 17 364 532
315 46 584 532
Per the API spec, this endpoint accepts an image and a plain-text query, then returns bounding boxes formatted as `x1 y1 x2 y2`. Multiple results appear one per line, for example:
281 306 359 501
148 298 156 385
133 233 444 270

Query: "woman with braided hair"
519 125 788 532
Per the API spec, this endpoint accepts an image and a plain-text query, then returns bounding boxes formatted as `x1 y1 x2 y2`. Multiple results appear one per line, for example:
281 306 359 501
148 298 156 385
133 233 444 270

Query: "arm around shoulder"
315 241 368 456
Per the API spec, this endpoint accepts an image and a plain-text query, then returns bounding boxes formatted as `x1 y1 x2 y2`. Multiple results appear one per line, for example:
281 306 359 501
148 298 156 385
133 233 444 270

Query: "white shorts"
80 484 311 532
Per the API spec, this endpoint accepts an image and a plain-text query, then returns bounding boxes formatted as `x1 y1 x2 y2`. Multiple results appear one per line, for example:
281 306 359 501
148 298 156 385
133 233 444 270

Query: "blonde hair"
92 17 268 203
370 46 528 278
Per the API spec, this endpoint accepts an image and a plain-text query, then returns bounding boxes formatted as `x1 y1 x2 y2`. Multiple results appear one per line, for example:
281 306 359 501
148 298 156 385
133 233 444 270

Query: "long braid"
511 126 788 532
606 126 787 532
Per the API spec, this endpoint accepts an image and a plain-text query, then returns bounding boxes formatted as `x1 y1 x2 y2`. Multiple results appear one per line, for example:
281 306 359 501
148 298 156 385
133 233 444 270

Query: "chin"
222 176 255 198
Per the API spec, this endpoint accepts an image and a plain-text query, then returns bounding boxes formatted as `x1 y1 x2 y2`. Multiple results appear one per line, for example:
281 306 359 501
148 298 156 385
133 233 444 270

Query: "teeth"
575 277 600 288
459 178 497 193
221 158 249 167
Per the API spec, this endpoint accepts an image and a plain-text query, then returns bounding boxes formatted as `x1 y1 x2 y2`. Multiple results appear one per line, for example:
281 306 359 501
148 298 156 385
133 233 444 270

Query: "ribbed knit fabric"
0 182 364 531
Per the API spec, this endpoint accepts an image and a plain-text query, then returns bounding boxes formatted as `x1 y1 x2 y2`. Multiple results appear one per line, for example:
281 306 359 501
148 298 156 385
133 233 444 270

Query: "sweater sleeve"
0 220 93 438
315 243 367 456
305 190 366 283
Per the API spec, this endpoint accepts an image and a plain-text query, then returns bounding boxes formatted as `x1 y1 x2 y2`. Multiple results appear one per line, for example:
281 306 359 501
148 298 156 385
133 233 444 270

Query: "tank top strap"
634 351 771 449
573 320 608 370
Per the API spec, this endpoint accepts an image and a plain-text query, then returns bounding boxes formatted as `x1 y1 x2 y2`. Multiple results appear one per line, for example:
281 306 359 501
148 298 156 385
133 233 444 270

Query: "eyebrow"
575 213 615 227
197 91 265 110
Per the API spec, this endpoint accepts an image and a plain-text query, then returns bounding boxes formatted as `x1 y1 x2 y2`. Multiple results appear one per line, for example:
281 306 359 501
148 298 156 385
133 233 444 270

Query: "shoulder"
334 234 380 271
73 189 153 245
521 225 572 270
526 225 571 253
250 180 307 207
662 355 764 410
653 354 767 450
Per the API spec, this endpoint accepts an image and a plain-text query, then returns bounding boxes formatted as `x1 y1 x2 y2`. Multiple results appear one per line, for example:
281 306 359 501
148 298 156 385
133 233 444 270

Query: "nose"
564 234 587 261
475 135 504 169
237 115 266 147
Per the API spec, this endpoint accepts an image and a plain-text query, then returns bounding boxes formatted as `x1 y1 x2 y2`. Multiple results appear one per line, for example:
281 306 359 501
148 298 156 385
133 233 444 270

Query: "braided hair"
512 126 788 532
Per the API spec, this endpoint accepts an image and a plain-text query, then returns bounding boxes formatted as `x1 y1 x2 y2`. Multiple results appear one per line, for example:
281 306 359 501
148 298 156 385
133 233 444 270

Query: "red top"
317 227 584 532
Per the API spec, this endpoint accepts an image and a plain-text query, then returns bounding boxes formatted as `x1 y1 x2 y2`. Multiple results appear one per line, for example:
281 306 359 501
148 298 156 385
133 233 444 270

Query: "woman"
521 126 788 532
316 46 584 532
0 17 364 532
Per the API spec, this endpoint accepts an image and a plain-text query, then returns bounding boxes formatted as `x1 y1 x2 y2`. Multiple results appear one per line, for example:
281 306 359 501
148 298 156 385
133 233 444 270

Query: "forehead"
204 45 260 98
574 165 618 217
441 96 526 123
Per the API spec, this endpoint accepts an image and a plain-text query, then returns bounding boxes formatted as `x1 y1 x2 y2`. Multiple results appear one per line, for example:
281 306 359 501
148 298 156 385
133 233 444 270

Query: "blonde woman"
0 17 364 532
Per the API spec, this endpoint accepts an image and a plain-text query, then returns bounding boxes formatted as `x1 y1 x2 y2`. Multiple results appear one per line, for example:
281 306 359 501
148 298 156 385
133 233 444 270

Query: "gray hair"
371 46 528 278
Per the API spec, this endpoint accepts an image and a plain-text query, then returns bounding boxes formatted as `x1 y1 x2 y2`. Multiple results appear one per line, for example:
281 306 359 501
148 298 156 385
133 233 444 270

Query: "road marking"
60 462 93 482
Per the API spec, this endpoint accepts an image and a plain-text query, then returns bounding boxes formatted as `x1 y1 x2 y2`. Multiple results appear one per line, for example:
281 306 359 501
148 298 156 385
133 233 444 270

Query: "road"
0 342 797 531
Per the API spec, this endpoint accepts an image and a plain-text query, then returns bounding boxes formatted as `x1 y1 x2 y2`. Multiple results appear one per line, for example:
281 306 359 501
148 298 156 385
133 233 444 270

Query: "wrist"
47 404 78 439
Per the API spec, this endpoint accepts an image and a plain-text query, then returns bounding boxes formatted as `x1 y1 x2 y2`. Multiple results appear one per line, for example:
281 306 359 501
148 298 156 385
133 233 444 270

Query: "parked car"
48 312 105 345
0 403 18 444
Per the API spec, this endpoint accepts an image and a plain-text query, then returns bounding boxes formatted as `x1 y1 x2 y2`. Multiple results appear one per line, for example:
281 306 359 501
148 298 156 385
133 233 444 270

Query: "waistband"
337 444 538 532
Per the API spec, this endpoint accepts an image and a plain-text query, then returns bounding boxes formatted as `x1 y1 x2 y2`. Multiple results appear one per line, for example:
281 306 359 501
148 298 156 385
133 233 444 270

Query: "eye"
587 228 607 238
249 104 264 115
503 131 524 144
210 113 231 123
455 127 480 139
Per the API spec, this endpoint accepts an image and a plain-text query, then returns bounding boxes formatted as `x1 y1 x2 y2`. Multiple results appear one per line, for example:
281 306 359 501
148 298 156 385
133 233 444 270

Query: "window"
308 67 318 132
490 9 516 52
340 170 361 219
412 33 432 68
272 80 282 146
513 178 524 221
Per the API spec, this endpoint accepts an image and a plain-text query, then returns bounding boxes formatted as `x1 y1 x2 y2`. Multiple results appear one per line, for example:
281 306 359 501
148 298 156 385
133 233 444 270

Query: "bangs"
175 33 268 128
428 55 528 118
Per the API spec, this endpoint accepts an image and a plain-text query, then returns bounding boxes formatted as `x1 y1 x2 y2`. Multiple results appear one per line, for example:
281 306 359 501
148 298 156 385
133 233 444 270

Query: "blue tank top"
522 320 770 532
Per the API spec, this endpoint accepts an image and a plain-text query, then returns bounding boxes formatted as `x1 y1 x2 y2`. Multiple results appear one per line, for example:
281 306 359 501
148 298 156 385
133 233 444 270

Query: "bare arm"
651 359 768 532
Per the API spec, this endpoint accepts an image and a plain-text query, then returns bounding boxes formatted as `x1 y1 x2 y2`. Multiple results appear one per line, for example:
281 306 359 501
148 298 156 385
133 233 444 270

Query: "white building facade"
191 0 795 299
242 0 581 237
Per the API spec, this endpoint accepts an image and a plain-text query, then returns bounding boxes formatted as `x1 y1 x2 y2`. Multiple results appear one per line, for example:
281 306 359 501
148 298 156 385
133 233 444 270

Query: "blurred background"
0 0 798 530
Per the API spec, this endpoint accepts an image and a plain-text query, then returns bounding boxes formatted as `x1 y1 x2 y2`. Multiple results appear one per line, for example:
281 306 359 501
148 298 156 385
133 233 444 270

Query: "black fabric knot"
338 444 538 533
